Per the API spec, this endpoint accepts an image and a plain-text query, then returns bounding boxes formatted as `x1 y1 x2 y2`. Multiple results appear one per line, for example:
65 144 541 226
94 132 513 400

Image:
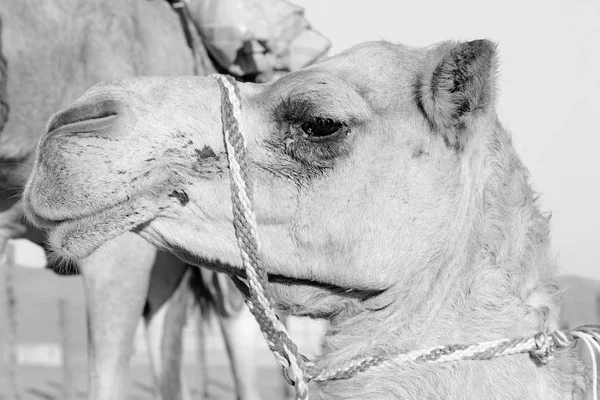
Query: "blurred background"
1 0 598 399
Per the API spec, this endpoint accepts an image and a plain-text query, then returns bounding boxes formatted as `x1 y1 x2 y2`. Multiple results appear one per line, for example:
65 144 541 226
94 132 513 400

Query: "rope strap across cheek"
213 74 310 400
211 73 600 400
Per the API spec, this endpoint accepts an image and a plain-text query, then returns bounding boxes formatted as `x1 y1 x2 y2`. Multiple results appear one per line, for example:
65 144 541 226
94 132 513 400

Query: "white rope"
214 74 310 400
573 331 600 400
218 75 291 336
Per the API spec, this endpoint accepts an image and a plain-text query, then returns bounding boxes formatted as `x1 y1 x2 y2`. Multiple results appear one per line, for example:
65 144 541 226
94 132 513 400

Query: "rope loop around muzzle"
213 74 310 400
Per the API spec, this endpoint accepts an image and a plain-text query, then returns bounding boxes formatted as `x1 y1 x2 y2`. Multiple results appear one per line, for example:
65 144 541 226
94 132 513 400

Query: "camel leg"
218 305 263 400
0 202 28 399
195 304 210 400
145 265 192 400
0 201 26 240
80 232 157 400
209 273 263 400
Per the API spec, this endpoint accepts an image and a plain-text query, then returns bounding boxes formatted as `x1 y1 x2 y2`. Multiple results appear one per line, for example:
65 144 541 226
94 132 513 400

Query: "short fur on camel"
24 39 588 399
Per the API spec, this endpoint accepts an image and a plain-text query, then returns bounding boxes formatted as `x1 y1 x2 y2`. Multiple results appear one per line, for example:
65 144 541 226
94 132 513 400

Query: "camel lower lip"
45 198 157 260
28 197 131 229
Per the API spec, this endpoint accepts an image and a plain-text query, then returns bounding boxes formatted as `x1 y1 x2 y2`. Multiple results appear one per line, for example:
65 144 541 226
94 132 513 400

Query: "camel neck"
313 237 558 399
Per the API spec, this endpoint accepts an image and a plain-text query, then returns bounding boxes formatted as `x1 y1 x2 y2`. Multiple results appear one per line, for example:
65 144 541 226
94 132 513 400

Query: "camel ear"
418 39 497 150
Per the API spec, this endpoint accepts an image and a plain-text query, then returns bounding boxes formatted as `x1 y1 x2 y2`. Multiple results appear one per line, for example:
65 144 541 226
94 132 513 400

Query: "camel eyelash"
273 97 344 127
273 97 350 141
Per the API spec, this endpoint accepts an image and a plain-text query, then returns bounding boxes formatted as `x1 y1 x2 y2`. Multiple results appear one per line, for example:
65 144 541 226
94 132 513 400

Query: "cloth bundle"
186 0 331 80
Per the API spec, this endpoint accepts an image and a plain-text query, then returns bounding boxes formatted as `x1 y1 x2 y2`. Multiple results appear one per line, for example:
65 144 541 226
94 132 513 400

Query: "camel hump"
418 39 497 150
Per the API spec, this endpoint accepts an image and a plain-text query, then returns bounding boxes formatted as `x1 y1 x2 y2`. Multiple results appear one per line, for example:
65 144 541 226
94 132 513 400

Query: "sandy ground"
0 364 300 400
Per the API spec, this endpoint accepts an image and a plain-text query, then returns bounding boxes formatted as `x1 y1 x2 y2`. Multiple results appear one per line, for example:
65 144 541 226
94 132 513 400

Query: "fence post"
196 308 209 400
596 293 600 324
58 298 75 400
1 239 20 400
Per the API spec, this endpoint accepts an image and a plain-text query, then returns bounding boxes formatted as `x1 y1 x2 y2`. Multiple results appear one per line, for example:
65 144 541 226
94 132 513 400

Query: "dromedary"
0 1 269 399
23 39 593 399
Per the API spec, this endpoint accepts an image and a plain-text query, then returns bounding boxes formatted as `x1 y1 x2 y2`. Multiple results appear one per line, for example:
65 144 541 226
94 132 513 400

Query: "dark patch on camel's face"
195 145 217 160
412 148 428 158
191 146 227 180
168 189 189 206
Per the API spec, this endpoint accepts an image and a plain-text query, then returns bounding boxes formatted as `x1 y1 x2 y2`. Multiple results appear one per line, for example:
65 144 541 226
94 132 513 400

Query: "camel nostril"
47 99 121 135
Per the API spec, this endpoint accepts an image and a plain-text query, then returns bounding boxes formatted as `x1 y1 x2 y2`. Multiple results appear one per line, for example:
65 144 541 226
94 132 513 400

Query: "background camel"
0 1 279 399
22 38 595 399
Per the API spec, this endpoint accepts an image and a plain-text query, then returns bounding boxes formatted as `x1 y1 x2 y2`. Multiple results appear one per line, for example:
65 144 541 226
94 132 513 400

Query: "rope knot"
530 332 556 365
283 354 312 386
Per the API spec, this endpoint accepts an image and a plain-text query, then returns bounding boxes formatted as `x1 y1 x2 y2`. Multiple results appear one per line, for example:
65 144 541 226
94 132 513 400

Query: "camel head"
24 40 534 320
24 38 583 400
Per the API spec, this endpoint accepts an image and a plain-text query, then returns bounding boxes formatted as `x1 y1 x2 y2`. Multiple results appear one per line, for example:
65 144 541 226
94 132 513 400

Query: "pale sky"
296 0 600 279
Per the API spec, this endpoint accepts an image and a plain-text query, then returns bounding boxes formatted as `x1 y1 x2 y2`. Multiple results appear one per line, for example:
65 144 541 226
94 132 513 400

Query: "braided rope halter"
212 74 600 400
213 74 310 399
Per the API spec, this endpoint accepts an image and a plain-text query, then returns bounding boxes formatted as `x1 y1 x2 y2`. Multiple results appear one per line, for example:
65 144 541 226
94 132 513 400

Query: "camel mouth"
169 244 385 311
267 274 385 297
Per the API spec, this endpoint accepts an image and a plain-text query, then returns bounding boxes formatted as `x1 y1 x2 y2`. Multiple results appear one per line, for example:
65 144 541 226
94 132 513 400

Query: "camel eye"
301 117 344 138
